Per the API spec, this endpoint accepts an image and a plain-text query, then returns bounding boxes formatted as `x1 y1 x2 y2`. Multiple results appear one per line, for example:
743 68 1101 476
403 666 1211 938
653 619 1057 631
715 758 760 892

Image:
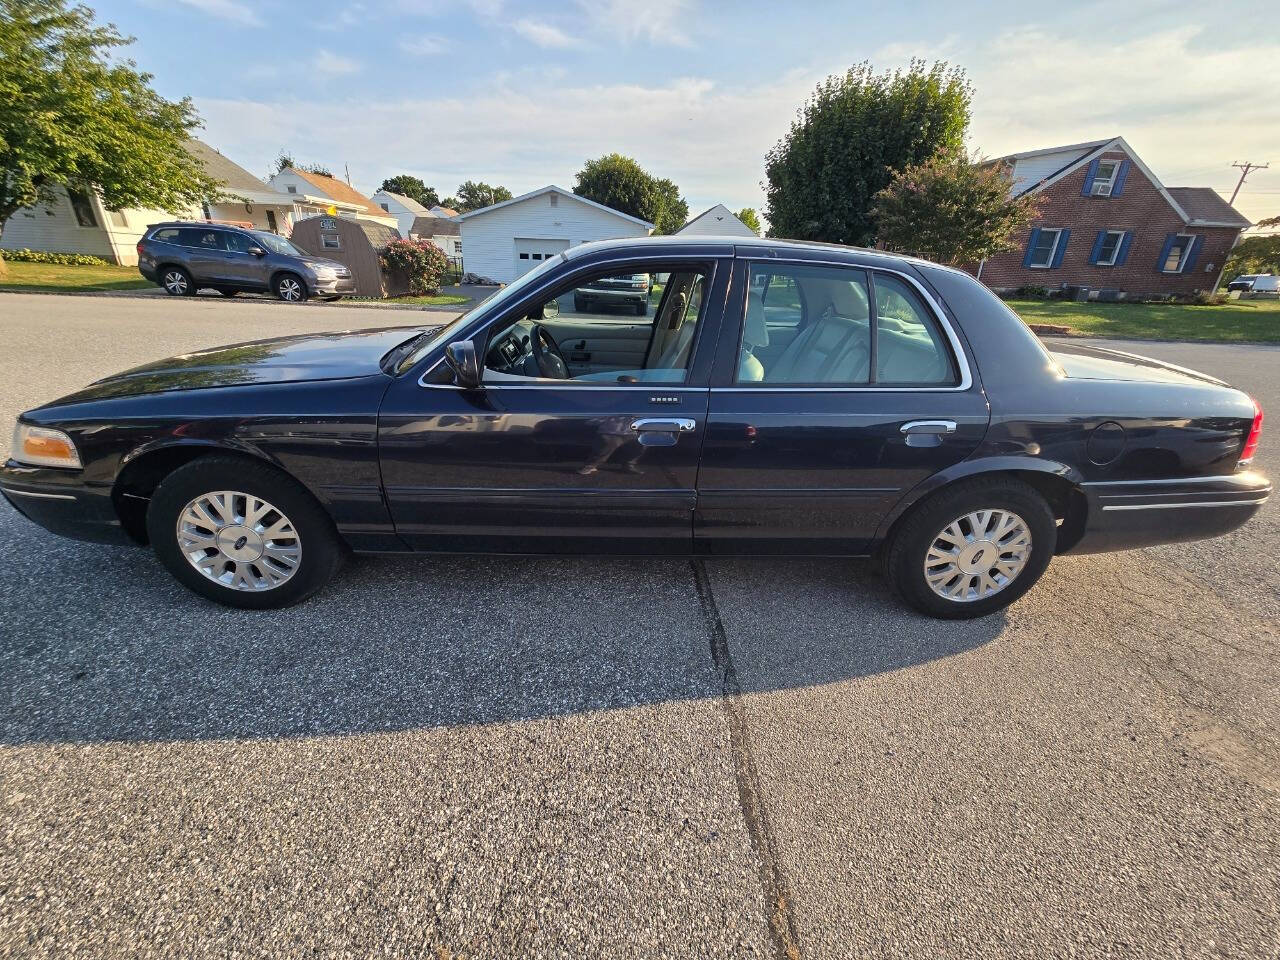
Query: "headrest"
743 292 770 348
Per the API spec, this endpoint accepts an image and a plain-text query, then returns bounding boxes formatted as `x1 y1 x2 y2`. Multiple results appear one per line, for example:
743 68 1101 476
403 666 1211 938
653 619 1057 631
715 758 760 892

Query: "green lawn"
386 293 471 307
0 260 152 292
1009 297 1280 343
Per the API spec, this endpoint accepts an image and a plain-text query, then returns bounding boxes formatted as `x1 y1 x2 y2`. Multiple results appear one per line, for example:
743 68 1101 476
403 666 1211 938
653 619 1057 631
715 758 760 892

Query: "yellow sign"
326 205 338 216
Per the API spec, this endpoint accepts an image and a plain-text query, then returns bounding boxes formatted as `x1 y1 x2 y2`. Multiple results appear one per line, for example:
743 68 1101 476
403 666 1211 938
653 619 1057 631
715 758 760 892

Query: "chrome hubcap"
924 509 1031 603
278 278 302 301
164 272 188 294
176 490 301 592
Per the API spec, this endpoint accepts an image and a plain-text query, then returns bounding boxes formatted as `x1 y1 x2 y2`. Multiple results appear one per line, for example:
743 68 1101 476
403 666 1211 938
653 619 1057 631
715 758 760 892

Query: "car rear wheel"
146 456 344 609
160 267 194 297
884 477 1056 619
274 273 307 303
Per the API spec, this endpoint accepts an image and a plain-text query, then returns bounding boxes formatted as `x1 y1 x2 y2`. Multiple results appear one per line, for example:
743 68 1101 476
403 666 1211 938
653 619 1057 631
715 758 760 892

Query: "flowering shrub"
2 248 112 265
379 238 449 295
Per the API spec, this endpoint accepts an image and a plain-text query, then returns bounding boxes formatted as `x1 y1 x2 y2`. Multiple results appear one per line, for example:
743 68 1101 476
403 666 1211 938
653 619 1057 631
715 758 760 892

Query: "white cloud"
399 34 450 55
511 19 580 49
312 50 362 76
576 0 695 47
171 0 261 26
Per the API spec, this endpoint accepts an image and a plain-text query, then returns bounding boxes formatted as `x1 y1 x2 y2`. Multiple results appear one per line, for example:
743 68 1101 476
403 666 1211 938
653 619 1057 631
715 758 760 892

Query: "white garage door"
514 238 571 278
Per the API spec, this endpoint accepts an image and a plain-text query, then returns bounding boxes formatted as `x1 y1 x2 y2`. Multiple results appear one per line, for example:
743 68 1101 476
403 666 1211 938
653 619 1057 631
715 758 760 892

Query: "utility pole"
344 163 352 186
1229 161 1269 204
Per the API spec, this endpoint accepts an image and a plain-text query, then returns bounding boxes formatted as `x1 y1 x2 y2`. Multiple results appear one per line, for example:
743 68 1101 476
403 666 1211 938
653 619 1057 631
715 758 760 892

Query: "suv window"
738 263 871 384
482 266 709 385
176 228 224 249
873 274 956 384
150 227 181 244
222 231 256 254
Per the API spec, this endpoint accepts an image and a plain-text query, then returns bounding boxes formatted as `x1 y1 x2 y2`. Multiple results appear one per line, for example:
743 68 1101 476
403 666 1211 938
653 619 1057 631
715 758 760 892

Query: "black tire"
635 300 648 316
322 295 343 302
216 288 239 298
273 272 308 303
159 266 195 297
146 456 344 609
884 477 1056 619
573 293 586 311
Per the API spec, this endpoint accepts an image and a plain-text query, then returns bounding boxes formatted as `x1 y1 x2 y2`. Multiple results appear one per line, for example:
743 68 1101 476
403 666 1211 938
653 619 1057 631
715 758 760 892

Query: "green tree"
572 154 688 234
452 180 513 212
379 174 439 209
1217 232 1280 288
736 207 761 235
870 148 1041 265
764 60 971 244
0 0 219 271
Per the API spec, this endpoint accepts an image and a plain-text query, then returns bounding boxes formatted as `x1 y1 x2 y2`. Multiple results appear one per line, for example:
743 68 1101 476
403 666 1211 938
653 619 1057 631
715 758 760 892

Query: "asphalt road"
1 291 1277 958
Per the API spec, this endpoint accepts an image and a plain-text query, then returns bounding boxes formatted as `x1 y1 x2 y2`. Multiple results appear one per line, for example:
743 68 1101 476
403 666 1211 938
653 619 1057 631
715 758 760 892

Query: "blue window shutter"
1111 160 1131 196
1182 235 1203 274
1022 228 1041 267
1081 158 1100 196
1089 231 1106 264
1115 231 1132 266
1050 229 1070 268
1156 233 1176 272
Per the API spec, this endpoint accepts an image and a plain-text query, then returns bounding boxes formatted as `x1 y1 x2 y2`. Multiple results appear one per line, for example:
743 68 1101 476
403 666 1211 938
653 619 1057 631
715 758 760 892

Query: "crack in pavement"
691 560 802 960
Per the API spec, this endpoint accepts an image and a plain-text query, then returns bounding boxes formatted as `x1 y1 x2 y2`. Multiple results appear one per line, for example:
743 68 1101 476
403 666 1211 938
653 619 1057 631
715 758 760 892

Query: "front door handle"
630 417 697 433
900 420 956 435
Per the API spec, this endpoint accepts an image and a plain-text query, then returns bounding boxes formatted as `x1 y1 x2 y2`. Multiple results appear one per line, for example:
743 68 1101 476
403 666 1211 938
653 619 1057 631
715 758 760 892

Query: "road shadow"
0 520 1007 745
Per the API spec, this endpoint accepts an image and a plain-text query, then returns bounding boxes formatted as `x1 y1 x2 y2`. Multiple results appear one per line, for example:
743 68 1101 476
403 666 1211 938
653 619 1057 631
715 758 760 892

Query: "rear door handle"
900 420 956 435
630 417 697 433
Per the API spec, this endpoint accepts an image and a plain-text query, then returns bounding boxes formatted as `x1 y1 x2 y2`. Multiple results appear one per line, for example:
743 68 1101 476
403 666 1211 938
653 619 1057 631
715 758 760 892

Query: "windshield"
253 232 305 256
392 255 565 375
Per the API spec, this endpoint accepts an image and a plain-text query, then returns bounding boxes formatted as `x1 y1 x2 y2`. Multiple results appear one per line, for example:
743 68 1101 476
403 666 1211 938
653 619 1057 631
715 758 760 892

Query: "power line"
1229 161 1269 204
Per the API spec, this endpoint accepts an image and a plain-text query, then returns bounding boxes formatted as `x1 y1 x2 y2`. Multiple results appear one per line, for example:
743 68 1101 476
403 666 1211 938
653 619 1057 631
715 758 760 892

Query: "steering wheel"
530 323 571 379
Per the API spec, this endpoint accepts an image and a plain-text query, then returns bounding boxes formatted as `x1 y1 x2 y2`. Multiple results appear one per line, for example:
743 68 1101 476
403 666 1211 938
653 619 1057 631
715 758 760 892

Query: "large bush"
380 237 449 295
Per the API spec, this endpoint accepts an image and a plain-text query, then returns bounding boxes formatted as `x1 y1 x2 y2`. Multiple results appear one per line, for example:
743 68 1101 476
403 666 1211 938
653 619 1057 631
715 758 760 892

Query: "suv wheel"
161 267 194 296
884 477 1056 619
146 456 344 609
274 273 307 303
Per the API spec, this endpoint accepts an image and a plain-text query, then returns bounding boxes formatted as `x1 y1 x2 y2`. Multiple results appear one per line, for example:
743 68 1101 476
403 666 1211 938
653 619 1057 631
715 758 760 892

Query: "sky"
93 0 1280 228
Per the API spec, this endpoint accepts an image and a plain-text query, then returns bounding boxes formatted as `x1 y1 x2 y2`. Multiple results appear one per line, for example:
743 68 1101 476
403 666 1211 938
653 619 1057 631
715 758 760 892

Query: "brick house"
973 137 1251 298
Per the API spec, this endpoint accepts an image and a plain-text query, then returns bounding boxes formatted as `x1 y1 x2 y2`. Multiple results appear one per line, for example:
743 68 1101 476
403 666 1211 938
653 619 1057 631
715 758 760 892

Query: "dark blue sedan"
2 237 1269 617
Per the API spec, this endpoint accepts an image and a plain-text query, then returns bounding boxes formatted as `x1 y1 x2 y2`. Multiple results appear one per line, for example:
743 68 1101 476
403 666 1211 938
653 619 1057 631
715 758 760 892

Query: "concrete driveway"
0 292 1276 958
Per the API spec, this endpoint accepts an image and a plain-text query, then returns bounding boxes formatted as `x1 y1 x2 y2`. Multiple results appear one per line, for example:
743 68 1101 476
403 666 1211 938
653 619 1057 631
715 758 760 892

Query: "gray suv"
137 223 355 302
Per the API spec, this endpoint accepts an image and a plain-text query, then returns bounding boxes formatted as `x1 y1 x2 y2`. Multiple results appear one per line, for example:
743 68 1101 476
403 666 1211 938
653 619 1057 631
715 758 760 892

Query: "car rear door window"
873 274 957 385
176 228 223 249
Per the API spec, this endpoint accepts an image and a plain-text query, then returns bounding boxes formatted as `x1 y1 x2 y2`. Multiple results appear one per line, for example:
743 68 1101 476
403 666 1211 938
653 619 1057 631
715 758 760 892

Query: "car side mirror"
444 340 482 389
247 246 266 257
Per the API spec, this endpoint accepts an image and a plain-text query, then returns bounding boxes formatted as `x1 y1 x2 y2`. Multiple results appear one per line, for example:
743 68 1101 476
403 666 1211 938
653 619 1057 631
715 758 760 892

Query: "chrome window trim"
730 257 973 392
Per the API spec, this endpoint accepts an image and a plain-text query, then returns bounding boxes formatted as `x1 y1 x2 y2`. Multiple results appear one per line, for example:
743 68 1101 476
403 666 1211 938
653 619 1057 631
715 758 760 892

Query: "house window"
266 210 278 232
1095 230 1125 266
1162 235 1195 273
67 189 97 228
549 193 558 207
453 240 461 253
1091 160 1120 196
321 234 341 249
286 185 297 194
109 210 128 228
1028 228 1064 268
380 202 389 211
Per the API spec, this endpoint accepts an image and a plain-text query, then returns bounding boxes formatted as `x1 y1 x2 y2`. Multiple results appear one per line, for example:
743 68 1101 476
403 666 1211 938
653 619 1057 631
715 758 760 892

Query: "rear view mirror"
444 340 482 389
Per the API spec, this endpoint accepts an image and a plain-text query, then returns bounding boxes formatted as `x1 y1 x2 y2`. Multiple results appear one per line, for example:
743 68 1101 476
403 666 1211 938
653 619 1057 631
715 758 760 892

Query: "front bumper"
312 275 356 296
1 460 135 545
580 288 647 304
1068 471 1271 554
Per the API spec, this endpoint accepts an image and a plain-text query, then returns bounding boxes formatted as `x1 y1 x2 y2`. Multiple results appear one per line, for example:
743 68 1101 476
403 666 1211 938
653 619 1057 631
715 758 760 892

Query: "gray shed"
290 215 405 297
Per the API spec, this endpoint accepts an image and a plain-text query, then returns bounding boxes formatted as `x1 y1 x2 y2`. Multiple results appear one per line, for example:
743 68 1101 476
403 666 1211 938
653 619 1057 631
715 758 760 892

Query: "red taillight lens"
136 241 144 257
1241 397 1263 465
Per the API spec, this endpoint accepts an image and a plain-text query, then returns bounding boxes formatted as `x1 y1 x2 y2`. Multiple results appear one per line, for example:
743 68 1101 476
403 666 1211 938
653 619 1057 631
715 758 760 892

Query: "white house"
677 203 756 237
456 185 652 283
0 139 295 265
370 190 430 236
409 215 462 258
268 168 399 230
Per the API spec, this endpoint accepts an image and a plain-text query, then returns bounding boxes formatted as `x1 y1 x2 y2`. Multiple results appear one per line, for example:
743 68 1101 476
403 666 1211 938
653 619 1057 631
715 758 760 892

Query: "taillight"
136 240 144 257
1240 397 1263 465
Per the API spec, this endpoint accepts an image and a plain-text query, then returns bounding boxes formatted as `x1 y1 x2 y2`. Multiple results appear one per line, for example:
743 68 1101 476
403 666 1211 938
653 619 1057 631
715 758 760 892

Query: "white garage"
457 185 652 284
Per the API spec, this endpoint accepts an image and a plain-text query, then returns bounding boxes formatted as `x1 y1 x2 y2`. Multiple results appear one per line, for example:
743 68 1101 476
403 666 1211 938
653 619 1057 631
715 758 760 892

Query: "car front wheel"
884 477 1056 619
146 456 343 609
274 273 308 303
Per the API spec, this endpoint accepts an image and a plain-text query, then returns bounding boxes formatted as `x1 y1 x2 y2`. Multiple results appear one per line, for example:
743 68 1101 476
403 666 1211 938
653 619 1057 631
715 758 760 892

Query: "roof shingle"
286 168 388 218
1166 187 1252 228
